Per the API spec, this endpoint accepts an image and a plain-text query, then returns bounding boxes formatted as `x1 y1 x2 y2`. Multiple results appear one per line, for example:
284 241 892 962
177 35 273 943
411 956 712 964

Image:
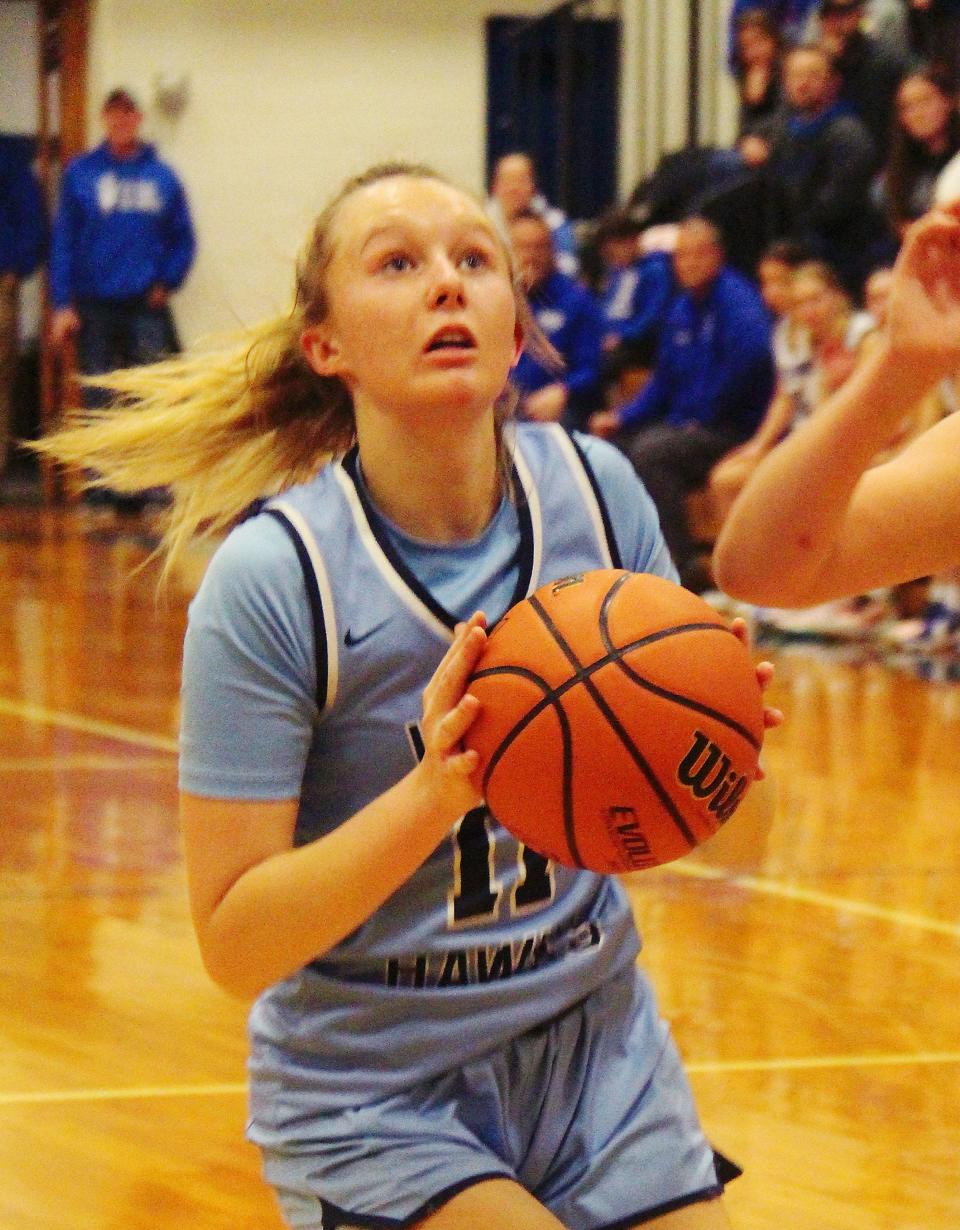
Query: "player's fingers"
755 659 775 689
453 610 487 637
423 625 486 717
440 626 486 697
752 660 783 727
442 746 482 778
729 616 752 649
434 692 480 751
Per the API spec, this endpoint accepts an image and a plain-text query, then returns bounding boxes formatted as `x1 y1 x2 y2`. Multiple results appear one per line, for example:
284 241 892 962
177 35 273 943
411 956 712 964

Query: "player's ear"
302 324 346 378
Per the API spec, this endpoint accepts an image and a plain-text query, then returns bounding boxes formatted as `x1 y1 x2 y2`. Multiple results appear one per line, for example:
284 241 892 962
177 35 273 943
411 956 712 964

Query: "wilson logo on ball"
676 731 750 824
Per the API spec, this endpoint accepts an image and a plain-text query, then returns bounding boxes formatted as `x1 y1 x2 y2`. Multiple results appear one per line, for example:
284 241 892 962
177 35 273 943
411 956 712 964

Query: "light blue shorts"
261 966 735 1229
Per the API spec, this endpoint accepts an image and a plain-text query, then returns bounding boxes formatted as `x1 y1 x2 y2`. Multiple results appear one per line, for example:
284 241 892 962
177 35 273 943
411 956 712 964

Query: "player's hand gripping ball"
464 570 765 872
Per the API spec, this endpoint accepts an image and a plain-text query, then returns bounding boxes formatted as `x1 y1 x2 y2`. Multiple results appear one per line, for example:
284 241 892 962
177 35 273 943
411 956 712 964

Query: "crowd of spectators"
492 0 960 652
6 3 960 650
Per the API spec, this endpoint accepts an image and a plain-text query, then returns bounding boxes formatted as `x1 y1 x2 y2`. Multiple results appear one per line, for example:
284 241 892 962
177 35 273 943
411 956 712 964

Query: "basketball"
464 569 764 873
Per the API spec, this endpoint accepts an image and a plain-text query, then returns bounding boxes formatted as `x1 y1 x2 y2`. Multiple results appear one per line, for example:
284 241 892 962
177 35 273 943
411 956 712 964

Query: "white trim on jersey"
332 464 454 643
272 499 342 710
547 425 616 570
510 440 544 597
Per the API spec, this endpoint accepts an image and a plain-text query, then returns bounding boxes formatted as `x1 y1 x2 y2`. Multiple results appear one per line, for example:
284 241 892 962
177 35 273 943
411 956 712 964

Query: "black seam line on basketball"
471 622 732 685
527 593 698 848
471 617 759 805
596 587 762 751
477 665 585 868
472 656 695 854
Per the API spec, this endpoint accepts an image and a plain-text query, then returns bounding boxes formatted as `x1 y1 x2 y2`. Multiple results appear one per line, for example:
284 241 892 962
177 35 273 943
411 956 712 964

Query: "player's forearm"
196 772 459 999
714 340 939 605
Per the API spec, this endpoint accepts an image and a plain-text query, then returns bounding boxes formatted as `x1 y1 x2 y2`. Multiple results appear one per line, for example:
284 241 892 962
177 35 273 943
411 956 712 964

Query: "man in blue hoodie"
50 88 195 387
589 218 774 592
50 87 195 512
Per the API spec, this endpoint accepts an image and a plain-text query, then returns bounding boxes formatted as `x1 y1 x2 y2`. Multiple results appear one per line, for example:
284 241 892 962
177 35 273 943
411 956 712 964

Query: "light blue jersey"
180 424 677 1143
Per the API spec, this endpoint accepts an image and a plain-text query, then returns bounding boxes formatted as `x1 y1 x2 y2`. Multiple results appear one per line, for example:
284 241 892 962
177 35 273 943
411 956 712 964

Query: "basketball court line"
686 1052 960 1075
0 696 178 754
0 755 176 772
0 1082 247 1106
669 860 960 939
3 1051 959 1107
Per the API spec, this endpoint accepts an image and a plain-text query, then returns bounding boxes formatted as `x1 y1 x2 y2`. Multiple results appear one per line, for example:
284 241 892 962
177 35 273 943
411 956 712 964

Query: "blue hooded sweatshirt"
50 141 195 307
617 266 774 441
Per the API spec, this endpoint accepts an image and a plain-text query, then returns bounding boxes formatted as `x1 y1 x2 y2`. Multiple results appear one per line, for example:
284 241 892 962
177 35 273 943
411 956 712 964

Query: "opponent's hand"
416 612 488 818
885 206 960 370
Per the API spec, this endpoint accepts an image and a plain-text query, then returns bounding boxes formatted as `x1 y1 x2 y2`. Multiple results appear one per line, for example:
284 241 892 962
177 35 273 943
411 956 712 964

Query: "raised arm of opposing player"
714 206 960 606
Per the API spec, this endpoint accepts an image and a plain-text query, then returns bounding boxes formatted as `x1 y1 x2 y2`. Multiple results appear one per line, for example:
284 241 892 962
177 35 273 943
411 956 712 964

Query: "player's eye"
460 248 492 271
380 253 414 273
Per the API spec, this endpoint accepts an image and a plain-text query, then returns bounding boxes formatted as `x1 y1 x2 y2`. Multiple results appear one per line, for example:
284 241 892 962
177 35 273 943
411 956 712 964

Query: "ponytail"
34 311 354 576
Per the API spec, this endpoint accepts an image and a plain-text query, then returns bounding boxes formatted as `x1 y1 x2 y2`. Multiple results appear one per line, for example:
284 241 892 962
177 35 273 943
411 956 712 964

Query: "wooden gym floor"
1 505 958 1230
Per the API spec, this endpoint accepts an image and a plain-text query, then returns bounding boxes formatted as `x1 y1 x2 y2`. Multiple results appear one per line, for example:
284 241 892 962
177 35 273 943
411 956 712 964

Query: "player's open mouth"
425 326 477 353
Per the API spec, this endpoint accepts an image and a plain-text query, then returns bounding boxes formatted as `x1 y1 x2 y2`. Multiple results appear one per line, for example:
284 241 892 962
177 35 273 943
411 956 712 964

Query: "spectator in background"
589 218 774 592
50 87 195 515
876 65 960 242
705 240 810 523
789 260 875 406
0 139 45 479
487 152 579 276
732 8 786 139
906 0 960 83
744 42 880 295
755 238 810 331
812 0 911 166
592 210 675 408
727 0 821 64
509 210 603 429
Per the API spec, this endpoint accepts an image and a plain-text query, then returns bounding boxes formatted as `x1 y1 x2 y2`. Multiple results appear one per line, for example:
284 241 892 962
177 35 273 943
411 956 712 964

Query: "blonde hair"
37 161 556 577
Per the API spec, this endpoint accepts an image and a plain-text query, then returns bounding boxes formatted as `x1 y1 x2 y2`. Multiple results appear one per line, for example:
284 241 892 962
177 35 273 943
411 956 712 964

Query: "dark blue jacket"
0 141 45 277
50 141 195 307
513 270 604 415
618 267 774 440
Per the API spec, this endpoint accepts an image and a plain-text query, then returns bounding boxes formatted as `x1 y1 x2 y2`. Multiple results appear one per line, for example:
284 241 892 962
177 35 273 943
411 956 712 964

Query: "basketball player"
714 204 960 605
38 165 779 1230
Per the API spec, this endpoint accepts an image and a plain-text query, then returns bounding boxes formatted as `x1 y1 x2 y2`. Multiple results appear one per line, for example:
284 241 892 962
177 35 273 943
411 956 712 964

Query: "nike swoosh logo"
343 619 391 648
